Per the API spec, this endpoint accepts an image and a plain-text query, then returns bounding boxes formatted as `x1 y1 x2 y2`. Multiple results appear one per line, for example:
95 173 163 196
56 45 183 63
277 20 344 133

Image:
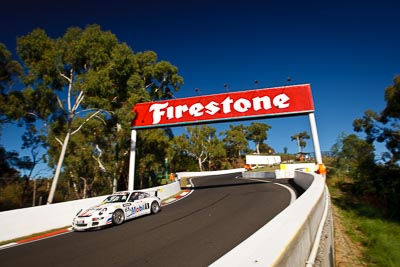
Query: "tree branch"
55 136 63 146
60 69 73 112
56 95 64 111
71 91 84 112
59 72 72 83
71 110 101 135
93 144 106 172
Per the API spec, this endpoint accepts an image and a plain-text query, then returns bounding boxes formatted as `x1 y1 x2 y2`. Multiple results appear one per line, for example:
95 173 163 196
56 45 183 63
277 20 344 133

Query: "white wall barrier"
211 171 332 266
0 195 105 242
176 168 245 179
0 181 181 242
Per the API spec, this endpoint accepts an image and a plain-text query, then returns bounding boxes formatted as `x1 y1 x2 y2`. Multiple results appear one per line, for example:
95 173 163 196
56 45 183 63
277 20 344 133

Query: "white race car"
72 190 161 231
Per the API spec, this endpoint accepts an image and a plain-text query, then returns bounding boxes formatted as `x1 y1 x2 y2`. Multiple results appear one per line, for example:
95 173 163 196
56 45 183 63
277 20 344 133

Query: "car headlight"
75 209 82 216
99 208 107 215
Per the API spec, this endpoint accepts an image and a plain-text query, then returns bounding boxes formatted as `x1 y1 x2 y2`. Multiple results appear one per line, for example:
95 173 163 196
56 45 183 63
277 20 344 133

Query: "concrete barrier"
0 181 181 242
210 171 333 266
176 168 245 179
0 195 105 242
0 169 244 243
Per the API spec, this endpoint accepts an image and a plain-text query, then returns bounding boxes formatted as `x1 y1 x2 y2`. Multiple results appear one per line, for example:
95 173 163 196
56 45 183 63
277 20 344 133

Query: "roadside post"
165 157 169 184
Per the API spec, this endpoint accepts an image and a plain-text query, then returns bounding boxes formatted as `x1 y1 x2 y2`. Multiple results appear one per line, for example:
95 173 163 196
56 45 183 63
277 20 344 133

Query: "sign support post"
128 129 137 191
308 112 323 164
165 158 169 184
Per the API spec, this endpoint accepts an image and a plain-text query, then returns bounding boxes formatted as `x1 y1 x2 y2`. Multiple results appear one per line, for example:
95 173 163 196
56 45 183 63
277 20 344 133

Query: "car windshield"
102 192 130 203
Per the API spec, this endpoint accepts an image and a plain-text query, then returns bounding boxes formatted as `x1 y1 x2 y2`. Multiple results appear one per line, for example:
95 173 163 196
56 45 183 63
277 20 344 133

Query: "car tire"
112 209 125 225
151 201 160 214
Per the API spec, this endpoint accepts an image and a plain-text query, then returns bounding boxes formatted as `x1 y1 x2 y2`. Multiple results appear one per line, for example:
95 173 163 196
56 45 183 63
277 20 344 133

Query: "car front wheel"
112 209 125 225
151 201 160 214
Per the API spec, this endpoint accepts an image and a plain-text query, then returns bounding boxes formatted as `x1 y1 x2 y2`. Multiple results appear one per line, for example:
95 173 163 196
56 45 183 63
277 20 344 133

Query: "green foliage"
360 218 400 266
221 124 248 158
245 122 271 154
382 75 400 119
330 133 400 219
353 75 400 165
0 43 23 92
290 131 310 153
345 75 400 218
0 183 24 210
135 129 170 189
0 43 23 126
258 143 274 154
331 133 375 177
331 188 400 267
9 24 185 202
0 146 20 181
173 125 226 171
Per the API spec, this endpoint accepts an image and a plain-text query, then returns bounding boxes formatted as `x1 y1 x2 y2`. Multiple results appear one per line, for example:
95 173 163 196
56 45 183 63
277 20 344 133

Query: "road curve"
0 172 300 267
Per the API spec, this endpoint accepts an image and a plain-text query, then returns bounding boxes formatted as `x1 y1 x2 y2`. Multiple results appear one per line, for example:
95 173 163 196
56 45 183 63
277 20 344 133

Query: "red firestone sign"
131 84 314 129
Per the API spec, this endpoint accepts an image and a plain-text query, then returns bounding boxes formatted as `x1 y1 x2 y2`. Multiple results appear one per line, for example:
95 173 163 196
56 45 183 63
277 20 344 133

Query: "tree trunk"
297 136 301 153
198 157 203 172
47 129 71 204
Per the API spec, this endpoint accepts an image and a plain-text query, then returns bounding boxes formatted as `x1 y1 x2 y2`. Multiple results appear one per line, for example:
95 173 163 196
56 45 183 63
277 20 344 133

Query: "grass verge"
328 177 400 267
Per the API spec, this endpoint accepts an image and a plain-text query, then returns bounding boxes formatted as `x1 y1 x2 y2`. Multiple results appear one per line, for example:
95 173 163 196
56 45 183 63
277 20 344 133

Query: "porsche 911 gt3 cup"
72 190 161 231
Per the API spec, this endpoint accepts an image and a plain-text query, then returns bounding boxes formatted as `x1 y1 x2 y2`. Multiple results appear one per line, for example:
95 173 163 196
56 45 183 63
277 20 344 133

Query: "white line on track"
236 176 297 203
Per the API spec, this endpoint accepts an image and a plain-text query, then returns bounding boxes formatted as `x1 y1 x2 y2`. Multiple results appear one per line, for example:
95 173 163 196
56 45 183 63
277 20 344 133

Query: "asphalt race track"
0 172 302 267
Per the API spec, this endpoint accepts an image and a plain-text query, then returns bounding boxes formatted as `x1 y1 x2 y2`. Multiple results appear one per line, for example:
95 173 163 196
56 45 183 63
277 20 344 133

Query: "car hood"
78 203 120 217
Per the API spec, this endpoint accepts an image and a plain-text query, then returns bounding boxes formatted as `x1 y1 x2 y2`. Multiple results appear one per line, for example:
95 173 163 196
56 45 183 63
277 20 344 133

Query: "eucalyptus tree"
0 43 23 168
0 43 23 173
354 75 400 165
349 77 400 217
15 24 183 204
290 131 310 153
245 122 271 154
135 129 171 188
54 114 113 200
258 143 275 154
221 124 248 158
174 125 225 171
0 42 23 128
0 43 46 206
330 133 376 190
0 43 22 93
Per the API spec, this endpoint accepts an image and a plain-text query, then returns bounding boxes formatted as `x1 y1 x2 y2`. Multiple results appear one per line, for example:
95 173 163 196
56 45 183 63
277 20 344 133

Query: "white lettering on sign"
234 98 251 112
149 94 290 125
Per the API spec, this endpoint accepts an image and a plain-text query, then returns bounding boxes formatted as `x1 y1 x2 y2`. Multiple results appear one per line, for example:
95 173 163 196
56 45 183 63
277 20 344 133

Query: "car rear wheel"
112 209 125 225
151 201 160 214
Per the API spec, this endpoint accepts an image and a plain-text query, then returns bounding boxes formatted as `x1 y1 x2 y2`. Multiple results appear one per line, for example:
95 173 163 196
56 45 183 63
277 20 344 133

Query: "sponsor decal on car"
126 203 150 217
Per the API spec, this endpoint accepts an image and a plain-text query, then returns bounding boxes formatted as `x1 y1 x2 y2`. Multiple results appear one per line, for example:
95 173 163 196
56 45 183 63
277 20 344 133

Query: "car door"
123 192 140 219
126 192 147 218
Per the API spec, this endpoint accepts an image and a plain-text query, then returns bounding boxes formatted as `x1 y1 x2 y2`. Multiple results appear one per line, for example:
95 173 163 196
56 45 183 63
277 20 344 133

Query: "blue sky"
1 0 399 168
